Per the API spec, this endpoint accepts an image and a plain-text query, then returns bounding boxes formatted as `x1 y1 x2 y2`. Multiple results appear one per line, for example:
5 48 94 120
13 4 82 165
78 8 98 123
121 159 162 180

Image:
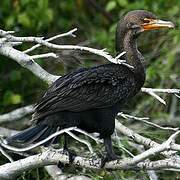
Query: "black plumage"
7 10 174 165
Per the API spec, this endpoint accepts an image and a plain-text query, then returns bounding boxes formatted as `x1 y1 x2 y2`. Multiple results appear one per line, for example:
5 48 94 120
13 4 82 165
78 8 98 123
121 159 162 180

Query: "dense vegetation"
0 0 179 179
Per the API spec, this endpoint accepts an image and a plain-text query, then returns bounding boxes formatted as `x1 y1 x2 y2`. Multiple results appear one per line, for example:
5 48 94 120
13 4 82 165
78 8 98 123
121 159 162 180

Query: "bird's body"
33 63 144 138
6 10 174 165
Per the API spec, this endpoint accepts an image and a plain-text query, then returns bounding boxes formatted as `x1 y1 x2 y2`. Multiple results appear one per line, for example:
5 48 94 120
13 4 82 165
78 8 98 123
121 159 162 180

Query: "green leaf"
18 13 31 28
105 1 117 12
11 94 22 104
5 16 15 28
3 91 22 105
46 8 53 23
117 0 128 7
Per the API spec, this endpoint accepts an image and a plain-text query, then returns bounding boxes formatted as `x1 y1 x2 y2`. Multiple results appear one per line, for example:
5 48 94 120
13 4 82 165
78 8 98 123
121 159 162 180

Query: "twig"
141 88 180 105
0 127 99 153
141 88 180 94
74 128 102 143
129 131 180 165
31 53 59 59
115 120 176 157
45 165 91 180
118 112 179 131
23 28 78 53
0 28 127 66
66 131 94 153
1 127 76 152
114 132 134 157
0 147 14 162
129 142 158 180
118 112 149 120
147 91 166 105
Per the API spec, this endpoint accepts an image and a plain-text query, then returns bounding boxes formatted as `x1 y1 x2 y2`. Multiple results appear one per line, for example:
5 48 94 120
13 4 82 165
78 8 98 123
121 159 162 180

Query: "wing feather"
33 64 135 119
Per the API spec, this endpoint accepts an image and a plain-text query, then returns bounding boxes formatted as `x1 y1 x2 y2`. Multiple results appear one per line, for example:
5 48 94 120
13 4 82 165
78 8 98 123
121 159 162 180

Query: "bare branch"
0 147 13 162
0 127 99 153
130 142 158 180
0 105 34 124
0 127 18 137
45 165 91 180
141 88 180 105
24 28 78 53
66 131 94 153
141 88 180 94
118 112 150 120
73 128 102 143
129 131 180 165
0 44 59 84
1 127 76 152
1 148 180 179
0 29 15 36
31 53 59 59
118 112 179 131
0 28 127 66
115 120 176 157
147 91 166 105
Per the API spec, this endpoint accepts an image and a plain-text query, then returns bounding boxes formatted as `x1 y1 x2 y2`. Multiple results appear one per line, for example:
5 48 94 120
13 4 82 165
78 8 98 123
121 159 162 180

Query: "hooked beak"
142 19 175 31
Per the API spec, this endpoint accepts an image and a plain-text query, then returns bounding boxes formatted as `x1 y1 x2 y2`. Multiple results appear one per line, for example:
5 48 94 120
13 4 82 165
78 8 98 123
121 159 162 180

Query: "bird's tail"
6 125 60 146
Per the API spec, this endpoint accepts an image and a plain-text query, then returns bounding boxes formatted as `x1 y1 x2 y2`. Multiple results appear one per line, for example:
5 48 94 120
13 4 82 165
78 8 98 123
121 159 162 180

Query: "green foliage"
0 0 180 179
106 1 117 12
3 91 22 105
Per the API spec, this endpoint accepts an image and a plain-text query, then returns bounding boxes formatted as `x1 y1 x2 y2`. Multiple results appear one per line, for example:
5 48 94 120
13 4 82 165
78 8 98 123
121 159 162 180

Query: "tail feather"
25 126 49 144
6 125 60 146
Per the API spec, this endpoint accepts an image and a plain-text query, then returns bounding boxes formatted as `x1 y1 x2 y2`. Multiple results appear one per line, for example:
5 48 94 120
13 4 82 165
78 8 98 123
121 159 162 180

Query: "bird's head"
122 10 174 34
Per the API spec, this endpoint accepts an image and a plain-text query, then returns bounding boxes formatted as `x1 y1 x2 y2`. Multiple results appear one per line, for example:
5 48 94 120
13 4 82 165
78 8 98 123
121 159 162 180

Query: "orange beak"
142 19 175 31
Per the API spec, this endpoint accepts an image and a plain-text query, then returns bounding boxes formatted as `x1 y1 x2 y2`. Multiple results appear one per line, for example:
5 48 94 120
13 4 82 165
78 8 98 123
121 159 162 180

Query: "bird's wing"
34 64 135 116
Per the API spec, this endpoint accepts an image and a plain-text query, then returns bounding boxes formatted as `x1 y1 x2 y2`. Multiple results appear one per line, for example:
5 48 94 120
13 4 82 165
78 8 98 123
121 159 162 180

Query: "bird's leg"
101 136 119 167
58 134 76 169
63 134 76 164
63 133 68 150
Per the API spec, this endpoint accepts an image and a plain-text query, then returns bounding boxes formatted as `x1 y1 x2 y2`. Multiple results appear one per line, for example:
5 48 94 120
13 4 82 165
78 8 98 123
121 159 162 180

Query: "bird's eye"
143 18 151 23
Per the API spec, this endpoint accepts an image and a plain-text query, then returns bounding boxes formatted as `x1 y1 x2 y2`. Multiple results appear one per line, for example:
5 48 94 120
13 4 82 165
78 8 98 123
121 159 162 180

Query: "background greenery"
0 0 179 179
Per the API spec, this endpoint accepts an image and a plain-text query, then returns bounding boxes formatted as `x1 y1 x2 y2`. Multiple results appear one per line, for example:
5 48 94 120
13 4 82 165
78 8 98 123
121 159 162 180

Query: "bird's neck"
116 25 145 75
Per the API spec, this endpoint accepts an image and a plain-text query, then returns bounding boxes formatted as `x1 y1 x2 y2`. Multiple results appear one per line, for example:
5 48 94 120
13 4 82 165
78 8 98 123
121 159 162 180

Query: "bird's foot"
58 149 76 169
101 153 119 168
63 148 76 164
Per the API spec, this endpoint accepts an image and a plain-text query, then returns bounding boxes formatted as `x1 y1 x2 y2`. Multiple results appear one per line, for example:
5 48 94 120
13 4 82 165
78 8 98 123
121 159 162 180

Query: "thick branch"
0 44 59 84
45 165 91 180
0 105 34 124
1 148 180 180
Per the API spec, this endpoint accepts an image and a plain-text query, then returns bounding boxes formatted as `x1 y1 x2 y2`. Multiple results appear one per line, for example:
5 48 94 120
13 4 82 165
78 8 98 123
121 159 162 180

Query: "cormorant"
6 10 174 166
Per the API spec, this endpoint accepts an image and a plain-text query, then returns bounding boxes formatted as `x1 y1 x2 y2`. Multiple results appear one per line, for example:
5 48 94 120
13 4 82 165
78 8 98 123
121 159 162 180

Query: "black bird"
6 10 174 165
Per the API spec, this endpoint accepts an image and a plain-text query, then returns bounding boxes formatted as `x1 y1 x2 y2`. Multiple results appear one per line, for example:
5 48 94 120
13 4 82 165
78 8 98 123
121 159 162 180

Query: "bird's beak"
142 19 175 31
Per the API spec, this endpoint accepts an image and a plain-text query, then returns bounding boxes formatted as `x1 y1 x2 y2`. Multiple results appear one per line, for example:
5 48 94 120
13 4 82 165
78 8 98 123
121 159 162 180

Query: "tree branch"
1 147 180 180
118 112 179 131
23 28 78 53
0 105 34 124
0 44 59 84
115 120 176 157
141 88 180 105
